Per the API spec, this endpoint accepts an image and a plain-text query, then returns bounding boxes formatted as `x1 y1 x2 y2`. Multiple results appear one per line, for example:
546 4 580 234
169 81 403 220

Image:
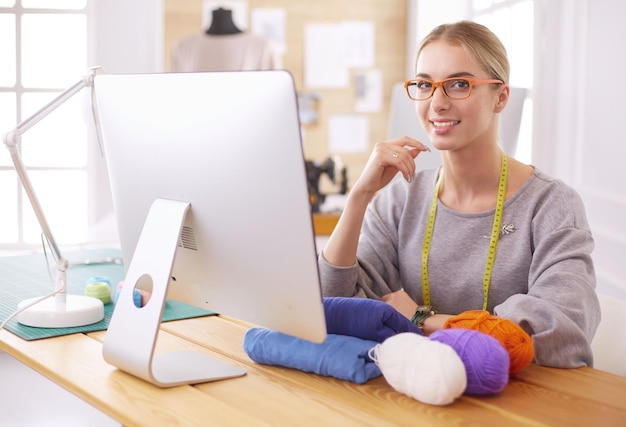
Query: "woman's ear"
494 85 510 113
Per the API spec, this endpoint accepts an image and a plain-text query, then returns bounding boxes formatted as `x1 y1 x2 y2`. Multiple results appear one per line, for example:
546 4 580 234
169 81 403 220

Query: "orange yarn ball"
444 310 534 376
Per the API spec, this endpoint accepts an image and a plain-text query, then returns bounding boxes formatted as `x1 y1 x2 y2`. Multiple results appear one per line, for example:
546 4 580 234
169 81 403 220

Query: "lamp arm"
5 140 64 262
5 145 69 302
2 67 100 274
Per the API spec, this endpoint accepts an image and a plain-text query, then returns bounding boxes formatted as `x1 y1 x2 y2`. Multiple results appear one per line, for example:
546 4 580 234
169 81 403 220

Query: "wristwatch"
411 305 436 330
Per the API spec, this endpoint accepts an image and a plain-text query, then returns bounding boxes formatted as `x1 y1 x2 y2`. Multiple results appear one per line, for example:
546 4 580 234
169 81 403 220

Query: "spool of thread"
429 329 509 395
444 310 534 376
369 332 467 406
113 281 147 308
85 276 112 305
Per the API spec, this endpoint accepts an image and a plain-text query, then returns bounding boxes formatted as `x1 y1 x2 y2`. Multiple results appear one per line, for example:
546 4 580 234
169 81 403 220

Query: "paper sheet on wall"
354 69 383 112
304 23 349 88
342 21 375 68
251 8 287 55
328 114 369 153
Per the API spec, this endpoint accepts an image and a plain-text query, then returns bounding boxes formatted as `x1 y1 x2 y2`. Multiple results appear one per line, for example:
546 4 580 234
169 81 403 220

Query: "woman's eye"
417 81 432 89
451 79 470 89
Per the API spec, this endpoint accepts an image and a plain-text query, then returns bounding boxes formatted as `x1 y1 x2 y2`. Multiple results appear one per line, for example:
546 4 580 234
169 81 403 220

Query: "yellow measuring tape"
421 152 508 311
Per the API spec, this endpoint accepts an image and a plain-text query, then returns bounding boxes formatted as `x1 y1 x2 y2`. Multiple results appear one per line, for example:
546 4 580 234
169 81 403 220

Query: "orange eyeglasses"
404 77 504 101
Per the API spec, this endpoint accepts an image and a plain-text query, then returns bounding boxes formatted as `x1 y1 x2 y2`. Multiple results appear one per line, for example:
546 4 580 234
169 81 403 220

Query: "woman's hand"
381 289 418 319
420 314 452 336
382 289 452 336
351 136 430 198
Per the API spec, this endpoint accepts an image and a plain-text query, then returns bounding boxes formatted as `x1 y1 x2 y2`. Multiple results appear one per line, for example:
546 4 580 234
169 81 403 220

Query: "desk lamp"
2 67 104 328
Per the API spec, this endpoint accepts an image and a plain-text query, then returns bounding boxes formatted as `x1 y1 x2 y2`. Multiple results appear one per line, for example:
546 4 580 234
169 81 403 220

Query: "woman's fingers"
391 136 432 155
385 138 431 183
356 137 432 193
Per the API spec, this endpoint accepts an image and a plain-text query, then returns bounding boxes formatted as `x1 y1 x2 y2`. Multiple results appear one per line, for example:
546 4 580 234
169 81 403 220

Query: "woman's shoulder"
526 168 582 199
517 167 590 229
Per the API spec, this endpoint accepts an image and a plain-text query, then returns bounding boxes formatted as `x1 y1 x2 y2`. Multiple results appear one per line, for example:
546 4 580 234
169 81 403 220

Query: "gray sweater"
319 168 601 368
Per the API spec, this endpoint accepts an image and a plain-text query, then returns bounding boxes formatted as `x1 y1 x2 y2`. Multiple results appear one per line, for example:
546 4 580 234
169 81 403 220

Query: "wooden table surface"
2 314 625 427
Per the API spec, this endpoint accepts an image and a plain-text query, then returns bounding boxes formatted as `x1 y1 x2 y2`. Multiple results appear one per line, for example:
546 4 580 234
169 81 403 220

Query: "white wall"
582 0 626 300
91 0 163 74
533 0 626 299
88 0 163 240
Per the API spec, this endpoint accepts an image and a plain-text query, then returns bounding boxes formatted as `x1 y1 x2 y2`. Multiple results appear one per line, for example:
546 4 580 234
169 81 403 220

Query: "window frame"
0 1 94 250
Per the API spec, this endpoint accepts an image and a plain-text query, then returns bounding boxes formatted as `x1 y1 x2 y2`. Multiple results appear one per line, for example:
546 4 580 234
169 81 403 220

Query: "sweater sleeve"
494 184 600 368
318 176 413 300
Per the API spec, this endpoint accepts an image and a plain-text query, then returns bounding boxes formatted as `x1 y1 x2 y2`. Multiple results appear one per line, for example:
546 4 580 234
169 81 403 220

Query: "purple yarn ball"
429 328 510 395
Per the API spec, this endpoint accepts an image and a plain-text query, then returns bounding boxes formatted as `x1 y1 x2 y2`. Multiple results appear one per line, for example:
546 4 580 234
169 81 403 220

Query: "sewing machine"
305 157 347 213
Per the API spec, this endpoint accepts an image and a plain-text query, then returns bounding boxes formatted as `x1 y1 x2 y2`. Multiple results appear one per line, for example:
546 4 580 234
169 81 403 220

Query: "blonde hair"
415 21 510 84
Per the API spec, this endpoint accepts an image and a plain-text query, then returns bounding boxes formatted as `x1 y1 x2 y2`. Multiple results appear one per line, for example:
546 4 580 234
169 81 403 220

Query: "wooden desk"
2 315 626 427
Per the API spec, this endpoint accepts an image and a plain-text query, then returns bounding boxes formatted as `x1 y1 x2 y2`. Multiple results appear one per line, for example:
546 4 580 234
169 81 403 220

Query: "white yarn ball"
370 332 467 406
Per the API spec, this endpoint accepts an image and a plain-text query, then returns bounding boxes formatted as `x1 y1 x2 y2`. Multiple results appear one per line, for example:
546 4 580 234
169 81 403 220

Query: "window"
471 0 534 163
0 0 89 249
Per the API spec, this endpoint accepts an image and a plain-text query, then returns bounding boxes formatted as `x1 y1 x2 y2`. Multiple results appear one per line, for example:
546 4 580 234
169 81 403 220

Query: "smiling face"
414 40 508 152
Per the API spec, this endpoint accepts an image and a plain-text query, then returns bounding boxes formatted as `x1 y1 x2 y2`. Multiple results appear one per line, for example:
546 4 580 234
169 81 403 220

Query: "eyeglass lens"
407 79 472 100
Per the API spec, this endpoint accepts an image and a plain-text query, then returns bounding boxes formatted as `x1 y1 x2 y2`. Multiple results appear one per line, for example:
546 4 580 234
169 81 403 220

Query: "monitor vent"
178 226 198 251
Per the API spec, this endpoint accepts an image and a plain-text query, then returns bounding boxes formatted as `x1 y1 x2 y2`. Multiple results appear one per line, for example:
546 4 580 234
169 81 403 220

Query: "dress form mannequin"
206 8 242 36
172 6 281 72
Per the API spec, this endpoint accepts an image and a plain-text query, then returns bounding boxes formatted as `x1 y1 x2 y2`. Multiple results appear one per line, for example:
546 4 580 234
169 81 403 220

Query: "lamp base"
16 295 104 328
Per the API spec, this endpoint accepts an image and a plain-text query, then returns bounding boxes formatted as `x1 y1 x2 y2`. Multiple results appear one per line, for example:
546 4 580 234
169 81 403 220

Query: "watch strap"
411 305 436 330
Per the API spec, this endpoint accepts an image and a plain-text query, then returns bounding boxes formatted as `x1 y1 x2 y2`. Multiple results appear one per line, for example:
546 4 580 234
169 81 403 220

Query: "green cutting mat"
0 248 215 340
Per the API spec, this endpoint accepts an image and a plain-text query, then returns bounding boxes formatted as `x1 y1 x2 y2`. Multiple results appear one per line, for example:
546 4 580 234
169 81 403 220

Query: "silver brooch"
500 222 516 236
484 222 516 238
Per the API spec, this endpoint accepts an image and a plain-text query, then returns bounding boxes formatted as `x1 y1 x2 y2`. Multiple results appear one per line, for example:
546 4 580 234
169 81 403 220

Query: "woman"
319 21 600 368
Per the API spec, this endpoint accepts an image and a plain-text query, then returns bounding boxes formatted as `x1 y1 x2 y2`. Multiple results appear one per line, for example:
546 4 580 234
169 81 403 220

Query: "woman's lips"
430 119 460 133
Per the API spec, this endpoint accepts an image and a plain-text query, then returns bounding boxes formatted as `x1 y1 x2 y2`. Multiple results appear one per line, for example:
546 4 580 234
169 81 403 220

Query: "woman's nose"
430 86 450 112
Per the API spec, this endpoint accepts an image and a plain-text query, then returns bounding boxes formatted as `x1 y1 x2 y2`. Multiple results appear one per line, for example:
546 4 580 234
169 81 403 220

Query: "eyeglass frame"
404 77 504 101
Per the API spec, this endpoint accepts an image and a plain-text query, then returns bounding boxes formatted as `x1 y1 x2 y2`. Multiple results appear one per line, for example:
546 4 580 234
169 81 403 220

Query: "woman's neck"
438 146 504 212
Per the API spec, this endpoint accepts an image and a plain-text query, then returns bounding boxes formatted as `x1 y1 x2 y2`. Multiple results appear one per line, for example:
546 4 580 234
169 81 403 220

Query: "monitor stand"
102 198 246 387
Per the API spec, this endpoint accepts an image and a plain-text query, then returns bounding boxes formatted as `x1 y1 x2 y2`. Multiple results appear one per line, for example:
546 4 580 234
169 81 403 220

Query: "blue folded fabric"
323 297 422 342
243 328 382 384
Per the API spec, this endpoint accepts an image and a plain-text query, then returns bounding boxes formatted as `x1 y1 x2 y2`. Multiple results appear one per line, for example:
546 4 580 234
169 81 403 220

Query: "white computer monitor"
93 70 327 387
